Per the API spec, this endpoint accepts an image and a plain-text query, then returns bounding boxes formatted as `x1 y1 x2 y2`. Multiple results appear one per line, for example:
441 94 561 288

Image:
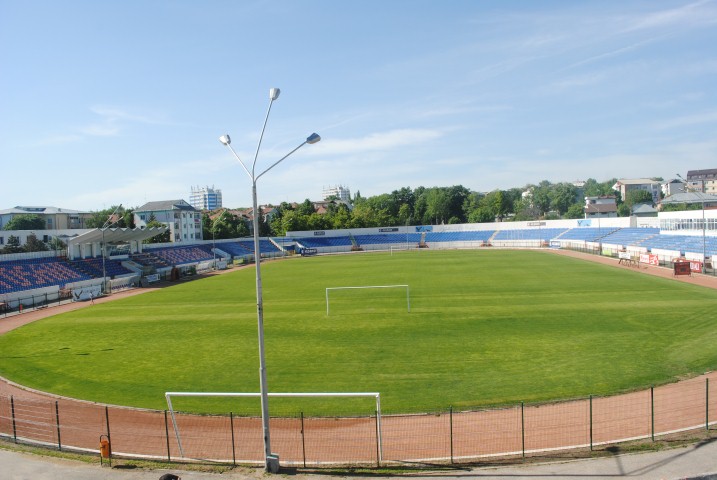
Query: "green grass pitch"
1 249 717 415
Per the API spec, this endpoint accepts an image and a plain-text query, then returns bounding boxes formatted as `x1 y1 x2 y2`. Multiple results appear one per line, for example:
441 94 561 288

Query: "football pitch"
1 249 717 416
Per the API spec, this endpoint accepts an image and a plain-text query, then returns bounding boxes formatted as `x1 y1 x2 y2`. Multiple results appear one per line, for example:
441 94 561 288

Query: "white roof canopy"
67 227 168 246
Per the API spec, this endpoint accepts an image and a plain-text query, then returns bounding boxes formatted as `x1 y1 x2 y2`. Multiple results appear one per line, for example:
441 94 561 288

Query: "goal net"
389 244 421 255
165 391 383 462
325 285 410 315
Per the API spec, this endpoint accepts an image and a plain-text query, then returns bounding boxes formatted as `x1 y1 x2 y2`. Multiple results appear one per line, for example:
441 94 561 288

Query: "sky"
1 0 717 212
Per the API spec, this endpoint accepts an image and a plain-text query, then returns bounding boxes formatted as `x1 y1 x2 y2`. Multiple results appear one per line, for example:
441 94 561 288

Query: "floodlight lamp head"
269 88 281 101
219 134 231 145
306 133 321 144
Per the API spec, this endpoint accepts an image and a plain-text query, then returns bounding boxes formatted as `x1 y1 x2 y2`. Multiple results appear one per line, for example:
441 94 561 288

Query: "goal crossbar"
165 391 383 461
325 284 410 315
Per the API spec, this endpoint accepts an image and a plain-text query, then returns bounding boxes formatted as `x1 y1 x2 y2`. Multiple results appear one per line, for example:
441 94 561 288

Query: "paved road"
3 438 717 480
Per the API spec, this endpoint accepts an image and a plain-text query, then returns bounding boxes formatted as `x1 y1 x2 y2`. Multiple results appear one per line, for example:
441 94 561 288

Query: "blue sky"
1 1 716 211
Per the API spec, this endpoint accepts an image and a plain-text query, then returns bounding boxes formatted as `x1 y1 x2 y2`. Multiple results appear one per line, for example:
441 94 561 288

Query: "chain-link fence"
1 373 715 467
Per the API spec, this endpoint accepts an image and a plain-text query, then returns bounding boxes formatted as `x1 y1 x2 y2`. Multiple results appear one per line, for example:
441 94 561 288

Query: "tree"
445 185 471 223
467 207 494 223
565 203 585 219
86 206 133 229
397 203 412 226
48 236 67 253
296 199 315 216
490 190 510 220
550 183 578 216
625 190 653 207
617 204 631 217
144 216 170 243
424 188 450 224
3 214 45 230
532 182 552 216
462 191 484 220
1 235 23 254
326 203 352 230
391 187 415 219
24 234 48 252
512 196 539 222
121 208 136 229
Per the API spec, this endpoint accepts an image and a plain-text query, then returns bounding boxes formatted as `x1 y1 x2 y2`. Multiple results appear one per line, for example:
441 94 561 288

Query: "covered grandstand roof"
67 226 168 246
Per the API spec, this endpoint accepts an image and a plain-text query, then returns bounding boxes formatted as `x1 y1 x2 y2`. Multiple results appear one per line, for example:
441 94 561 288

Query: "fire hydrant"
99 435 111 466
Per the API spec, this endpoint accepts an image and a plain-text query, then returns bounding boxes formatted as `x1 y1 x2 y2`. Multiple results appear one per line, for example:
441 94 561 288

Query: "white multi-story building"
613 178 661 204
0 205 91 230
134 200 202 243
686 169 717 194
189 185 222 211
322 185 351 203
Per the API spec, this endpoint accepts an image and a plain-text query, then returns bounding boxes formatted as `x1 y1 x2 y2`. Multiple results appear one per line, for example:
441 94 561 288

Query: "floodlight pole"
220 89 320 473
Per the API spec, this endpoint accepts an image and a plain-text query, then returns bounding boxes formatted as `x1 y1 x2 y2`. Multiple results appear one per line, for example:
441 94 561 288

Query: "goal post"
389 245 419 255
165 391 383 461
325 284 410 315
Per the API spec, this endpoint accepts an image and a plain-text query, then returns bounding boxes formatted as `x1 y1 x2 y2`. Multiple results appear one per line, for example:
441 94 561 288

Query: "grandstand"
72 257 134 279
493 228 568 242
0 257 92 294
3 215 717 300
148 245 214 266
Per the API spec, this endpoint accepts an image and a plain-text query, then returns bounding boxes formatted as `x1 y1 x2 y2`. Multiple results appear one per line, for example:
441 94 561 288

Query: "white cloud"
654 111 717 130
89 105 168 125
622 0 717 32
78 124 120 137
315 129 444 156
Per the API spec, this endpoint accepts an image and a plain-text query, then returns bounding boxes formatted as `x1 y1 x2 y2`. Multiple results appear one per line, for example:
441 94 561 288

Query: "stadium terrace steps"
0 258 92 294
2 226 716 295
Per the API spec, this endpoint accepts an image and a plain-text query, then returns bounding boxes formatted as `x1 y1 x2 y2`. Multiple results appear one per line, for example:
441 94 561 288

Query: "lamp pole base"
266 454 280 473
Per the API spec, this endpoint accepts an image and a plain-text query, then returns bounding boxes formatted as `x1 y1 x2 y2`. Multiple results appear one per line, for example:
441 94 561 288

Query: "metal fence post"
651 386 655 442
374 410 380 467
589 395 593 451
707 378 710 431
10 396 17 443
521 402 525 459
449 406 454 464
55 401 62 451
300 412 306 468
230 412 236 466
105 406 112 460
164 410 171 463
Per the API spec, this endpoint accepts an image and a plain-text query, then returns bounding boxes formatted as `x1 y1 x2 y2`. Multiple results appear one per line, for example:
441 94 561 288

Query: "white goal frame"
389 245 420 255
165 391 383 461
325 284 410 315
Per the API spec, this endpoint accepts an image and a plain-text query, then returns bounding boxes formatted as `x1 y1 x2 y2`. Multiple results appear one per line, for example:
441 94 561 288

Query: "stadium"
1 213 717 468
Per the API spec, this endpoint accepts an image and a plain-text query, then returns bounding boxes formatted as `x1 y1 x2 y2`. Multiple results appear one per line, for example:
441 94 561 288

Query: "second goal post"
325 284 410 315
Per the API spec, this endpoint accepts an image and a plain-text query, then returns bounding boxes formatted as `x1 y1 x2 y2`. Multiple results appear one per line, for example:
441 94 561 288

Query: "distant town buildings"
686 169 717 194
189 185 223 211
584 196 617 219
135 200 202 243
662 178 686 197
613 178 662 204
322 185 351 203
0 206 91 230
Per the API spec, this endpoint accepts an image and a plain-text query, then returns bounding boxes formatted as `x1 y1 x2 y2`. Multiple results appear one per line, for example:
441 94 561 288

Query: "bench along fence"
1 372 715 467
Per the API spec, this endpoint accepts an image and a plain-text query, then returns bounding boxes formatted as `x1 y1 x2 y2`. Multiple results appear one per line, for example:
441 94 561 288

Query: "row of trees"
262 179 631 236
4 178 683 248
1 234 65 255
